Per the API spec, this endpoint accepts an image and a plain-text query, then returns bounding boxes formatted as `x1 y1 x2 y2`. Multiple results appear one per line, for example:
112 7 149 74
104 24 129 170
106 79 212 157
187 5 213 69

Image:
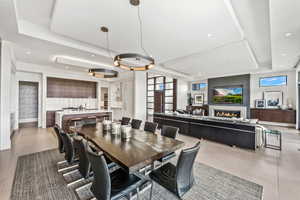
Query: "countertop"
56 109 112 115
55 109 112 127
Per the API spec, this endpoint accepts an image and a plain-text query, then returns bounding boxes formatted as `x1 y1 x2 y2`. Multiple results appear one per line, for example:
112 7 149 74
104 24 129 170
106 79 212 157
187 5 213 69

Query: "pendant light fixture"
88 68 118 78
113 0 155 71
88 26 118 78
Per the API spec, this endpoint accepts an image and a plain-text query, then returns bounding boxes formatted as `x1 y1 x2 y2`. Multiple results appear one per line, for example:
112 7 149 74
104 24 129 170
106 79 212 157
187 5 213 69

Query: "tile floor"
0 126 300 200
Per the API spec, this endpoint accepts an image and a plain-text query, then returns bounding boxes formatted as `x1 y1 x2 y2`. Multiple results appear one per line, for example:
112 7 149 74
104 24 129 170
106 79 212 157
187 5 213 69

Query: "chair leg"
149 181 153 200
136 188 140 200
63 169 79 176
57 163 79 173
67 177 84 187
62 168 84 187
75 182 93 192
57 160 68 165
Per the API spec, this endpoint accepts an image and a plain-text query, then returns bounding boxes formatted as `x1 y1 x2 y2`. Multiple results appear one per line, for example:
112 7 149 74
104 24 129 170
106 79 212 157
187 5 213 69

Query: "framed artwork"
194 94 204 104
263 91 283 108
255 99 265 108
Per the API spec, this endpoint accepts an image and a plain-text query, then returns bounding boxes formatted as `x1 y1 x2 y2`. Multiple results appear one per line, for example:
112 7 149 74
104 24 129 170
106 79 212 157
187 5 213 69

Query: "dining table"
76 123 185 173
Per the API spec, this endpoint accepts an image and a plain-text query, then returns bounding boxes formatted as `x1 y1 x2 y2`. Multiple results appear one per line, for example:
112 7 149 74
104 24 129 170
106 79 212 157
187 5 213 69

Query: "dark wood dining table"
76 123 185 173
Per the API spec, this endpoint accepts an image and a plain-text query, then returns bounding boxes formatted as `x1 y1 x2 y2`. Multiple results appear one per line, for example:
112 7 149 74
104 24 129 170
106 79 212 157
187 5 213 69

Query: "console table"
250 108 296 124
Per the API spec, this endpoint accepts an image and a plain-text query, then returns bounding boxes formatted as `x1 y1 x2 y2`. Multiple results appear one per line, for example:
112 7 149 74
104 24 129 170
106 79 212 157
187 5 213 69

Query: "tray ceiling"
1 0 297 80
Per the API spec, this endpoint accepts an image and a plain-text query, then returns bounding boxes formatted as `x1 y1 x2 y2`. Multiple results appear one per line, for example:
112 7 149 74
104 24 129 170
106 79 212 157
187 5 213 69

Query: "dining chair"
161 125 179 139
150 142 200 198
157 126 179 163
59 131 79 173
131 119 142 129
53 124 64 153
62 135 86 187
121 117 131 125
87 146 153 200
144 122 158 133
75 138 92 179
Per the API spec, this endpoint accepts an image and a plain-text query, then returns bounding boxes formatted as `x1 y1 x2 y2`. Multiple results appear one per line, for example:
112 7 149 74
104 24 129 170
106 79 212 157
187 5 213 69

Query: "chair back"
74 137 91 178
131 119 142 129
161 125 179 139
176 142 200 197
121 117 131 125
144 122 158 133
53 125 64 153
87 147 111 200
60 132 75 164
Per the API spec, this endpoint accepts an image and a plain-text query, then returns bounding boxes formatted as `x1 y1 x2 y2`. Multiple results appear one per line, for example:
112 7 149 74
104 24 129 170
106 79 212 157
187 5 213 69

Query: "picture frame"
263 91 283 108
255 99 265 108
194 94 204 104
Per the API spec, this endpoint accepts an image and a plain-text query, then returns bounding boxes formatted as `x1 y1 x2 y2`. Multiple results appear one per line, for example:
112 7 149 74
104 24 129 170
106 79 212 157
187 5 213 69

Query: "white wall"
250 70 296 109
0 41 14 150
177 79 188 109
133 71 147 121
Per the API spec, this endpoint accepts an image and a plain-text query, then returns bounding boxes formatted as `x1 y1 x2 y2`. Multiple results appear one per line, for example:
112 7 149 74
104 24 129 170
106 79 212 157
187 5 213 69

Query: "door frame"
16 78 41 129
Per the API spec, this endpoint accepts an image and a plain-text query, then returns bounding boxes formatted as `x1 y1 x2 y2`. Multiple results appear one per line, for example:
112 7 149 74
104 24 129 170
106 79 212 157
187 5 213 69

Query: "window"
146 74 177 119
192 83 207 90
259 76 287 87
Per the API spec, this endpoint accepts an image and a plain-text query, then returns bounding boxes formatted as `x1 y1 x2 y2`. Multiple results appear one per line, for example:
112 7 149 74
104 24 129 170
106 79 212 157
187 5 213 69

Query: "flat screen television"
213 87 243 104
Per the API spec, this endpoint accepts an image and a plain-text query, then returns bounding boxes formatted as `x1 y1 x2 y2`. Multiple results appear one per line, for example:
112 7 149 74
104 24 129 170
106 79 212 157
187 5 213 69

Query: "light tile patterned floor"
1 126 300 200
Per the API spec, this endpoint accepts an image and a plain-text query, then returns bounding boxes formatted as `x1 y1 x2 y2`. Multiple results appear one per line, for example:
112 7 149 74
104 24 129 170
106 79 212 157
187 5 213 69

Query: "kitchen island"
55 109 112 131
154 113 259 150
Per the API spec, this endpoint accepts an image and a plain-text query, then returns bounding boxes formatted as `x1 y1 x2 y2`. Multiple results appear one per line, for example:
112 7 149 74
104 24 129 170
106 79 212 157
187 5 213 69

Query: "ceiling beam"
223 0 260 69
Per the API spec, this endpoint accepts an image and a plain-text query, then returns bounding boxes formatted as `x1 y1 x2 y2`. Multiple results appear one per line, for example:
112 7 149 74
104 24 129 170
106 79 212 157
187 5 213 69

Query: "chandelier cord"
105 31 114 59
137 5 151 58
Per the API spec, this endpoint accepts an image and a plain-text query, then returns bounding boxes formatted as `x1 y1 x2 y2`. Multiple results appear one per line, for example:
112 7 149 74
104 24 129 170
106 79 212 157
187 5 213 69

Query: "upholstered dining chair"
144 122 158 134
150 142 200 198
59 131 79 173
161 125 179 139
87 146 153 200
53 124 64 153
121 117 131 125
74 138 91 179
131 119 142 129
157 125 179 163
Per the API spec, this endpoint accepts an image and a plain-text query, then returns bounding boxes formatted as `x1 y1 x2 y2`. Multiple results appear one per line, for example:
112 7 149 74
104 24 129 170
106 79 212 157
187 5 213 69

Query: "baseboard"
258 121 296 128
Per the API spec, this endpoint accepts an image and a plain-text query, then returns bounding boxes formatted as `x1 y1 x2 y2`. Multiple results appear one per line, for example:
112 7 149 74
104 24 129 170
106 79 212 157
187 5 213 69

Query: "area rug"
11 149 263 200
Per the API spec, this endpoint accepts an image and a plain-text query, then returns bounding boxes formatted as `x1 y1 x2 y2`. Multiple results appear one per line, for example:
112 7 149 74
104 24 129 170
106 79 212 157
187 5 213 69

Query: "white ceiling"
0 0 299 80
50 0 242 64
270 0 300 69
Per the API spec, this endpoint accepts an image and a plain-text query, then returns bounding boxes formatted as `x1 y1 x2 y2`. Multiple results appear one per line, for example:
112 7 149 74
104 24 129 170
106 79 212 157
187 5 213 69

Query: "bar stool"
67 117 84 133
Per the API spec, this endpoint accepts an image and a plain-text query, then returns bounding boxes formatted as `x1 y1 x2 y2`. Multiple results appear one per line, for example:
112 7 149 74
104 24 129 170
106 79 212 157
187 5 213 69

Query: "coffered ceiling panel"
50 0 242 64
16 0 54 26
164 40 258 78
231 0 271 67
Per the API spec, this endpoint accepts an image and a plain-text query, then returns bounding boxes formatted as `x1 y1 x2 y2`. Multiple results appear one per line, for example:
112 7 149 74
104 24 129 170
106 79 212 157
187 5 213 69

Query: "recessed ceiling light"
26 51 31 55
207 34 213 38
91 54 96 57
285 32 292 37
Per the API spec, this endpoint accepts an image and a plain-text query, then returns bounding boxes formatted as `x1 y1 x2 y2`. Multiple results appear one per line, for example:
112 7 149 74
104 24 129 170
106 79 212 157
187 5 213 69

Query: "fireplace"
214 110 241 118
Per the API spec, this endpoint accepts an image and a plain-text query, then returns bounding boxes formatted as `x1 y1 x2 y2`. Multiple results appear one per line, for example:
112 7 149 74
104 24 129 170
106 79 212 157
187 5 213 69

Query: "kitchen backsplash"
46 98 98 111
